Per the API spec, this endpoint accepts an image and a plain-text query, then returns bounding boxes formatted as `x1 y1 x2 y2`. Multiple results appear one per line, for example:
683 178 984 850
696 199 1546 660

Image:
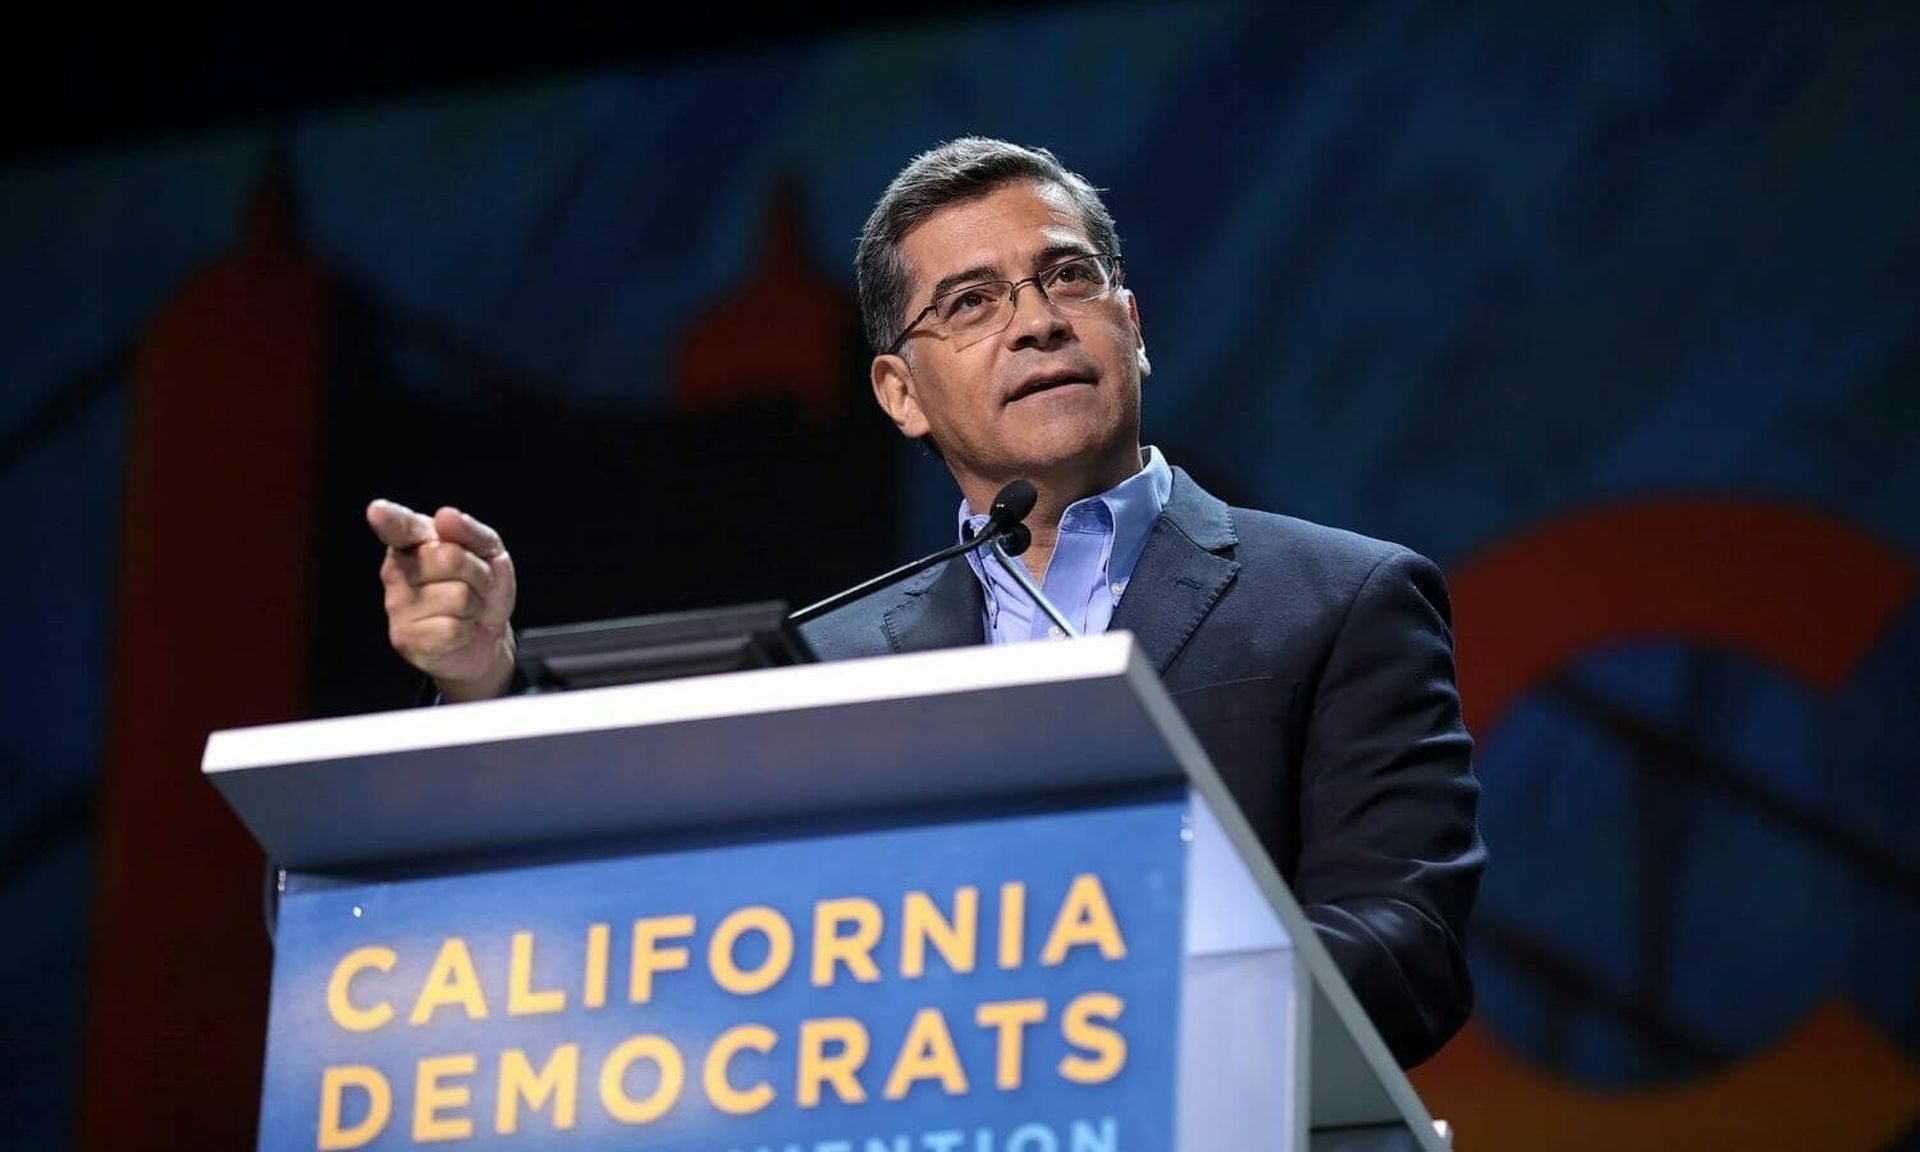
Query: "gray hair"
856 137 1122 355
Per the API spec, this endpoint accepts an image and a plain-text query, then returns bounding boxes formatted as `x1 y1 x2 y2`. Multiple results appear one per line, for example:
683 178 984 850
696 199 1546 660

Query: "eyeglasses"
886 252 1125 355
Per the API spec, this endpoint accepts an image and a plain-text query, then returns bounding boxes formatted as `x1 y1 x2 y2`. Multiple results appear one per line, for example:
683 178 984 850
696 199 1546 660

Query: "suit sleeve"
1294 547 1486 1068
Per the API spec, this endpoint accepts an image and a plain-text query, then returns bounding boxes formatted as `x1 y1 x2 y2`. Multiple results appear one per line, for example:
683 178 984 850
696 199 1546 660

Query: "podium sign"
261 798 1186 1150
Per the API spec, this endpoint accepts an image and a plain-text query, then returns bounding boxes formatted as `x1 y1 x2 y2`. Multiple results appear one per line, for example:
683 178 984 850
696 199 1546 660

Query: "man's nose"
1005 280 1071 344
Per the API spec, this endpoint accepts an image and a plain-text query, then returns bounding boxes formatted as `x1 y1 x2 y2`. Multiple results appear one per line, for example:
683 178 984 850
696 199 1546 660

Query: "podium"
205 632 1449 1151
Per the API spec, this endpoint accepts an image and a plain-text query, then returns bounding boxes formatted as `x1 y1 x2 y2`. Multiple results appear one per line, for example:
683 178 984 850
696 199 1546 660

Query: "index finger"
367 498 439 551
433 506 507 561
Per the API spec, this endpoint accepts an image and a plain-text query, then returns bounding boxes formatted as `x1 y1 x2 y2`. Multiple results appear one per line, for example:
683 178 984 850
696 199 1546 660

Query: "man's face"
872 179 1149 508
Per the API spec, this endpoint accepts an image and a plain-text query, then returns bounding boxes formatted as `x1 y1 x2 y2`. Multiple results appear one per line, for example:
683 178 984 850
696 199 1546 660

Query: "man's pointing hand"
368 498 518 701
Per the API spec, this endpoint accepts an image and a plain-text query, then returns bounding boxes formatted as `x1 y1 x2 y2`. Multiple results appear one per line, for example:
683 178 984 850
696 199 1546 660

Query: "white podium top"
205 632 1199 870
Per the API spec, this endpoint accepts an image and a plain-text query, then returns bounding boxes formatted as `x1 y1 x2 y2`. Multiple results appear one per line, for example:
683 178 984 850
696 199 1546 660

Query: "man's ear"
1126 289 1151 378
871 354 931 439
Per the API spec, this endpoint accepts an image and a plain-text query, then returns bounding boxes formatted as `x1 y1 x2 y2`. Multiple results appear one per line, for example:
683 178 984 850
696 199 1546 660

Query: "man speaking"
366 137 1486 1068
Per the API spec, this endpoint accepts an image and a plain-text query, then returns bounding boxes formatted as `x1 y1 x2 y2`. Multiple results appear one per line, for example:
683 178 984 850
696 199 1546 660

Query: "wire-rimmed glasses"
886 252 1125 355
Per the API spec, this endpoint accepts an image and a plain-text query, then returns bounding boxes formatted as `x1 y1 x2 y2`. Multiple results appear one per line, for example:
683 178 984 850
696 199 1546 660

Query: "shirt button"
1048 626 1065 640
1110 581 1126 597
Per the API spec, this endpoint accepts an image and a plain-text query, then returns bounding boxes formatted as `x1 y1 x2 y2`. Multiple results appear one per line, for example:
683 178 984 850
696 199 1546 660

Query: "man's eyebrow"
923 244 1097 302
1031 242 1095 271
926 264 1001 303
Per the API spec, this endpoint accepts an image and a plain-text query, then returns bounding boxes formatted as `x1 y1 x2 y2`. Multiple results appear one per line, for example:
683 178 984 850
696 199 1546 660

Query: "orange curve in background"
1414 497 1919 1150
1447 497 1915 737
1412 1004 1920 1151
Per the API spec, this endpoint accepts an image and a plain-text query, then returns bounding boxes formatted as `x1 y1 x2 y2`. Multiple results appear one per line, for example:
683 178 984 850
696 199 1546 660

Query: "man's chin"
994 434 1139 493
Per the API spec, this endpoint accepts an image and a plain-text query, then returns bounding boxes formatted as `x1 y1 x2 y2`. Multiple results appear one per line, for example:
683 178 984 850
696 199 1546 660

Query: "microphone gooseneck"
787 479 1041 626
988 535 1079 638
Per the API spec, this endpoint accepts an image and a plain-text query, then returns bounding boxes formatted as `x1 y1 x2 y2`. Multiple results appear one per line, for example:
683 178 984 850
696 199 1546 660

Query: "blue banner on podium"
260 794 1187 1151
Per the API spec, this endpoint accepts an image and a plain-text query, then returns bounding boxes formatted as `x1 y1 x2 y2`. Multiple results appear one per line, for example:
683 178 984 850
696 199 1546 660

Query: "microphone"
982 479 1037 536
787 479 1037 626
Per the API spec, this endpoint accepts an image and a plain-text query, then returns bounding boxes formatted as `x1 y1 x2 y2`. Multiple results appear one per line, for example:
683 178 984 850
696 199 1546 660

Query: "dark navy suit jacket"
800 467 1486 1067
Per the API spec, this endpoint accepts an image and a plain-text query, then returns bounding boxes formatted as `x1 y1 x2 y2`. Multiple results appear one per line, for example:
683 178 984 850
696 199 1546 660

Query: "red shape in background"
671 175 855 422
1449 497 1914 734
79 163 324 1150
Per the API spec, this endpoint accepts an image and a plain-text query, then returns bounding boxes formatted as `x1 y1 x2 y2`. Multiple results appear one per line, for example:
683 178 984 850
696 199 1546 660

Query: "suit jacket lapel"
882 557 984 653
1109 467 1240 674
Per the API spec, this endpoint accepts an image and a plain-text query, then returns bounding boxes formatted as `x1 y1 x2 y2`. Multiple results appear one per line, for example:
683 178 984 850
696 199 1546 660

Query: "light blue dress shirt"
958 446 1174 643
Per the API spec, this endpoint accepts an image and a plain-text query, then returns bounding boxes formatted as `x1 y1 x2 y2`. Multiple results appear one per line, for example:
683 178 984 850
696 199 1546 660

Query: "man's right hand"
367 499 519 702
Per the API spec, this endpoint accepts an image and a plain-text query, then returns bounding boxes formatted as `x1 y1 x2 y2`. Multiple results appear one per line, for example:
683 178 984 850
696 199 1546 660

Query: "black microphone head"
999 523 1032 557
989 479 1038 527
